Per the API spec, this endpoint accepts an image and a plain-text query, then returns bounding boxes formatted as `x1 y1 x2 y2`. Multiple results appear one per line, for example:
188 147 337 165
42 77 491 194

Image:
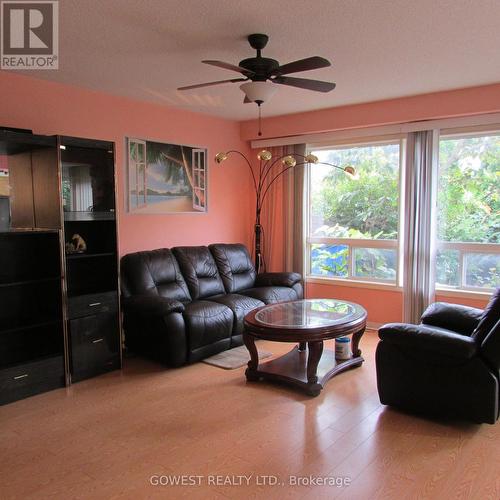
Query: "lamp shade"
240 81 278 103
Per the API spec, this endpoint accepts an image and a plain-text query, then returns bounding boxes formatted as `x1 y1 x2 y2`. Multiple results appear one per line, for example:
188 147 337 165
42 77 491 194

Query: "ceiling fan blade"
177 78 247 91
243 95 252 103
273 76 336 93
202 60 254 76
272 56 331 76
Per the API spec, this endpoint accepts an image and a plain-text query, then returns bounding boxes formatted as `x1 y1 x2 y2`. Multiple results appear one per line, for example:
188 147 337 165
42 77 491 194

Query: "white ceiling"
14 0 500 121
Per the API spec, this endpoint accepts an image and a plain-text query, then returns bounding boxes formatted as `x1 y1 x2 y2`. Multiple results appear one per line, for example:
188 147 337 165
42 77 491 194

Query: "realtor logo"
1 0 58 69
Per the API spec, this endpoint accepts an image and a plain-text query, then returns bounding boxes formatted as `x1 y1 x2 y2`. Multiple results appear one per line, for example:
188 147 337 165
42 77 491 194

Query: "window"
307 140 402 284
436 132 500 291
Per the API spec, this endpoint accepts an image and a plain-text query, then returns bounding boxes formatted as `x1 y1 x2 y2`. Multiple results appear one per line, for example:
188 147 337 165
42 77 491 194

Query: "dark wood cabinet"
0 231 65 404
69 310 120 382
0 355 65 406
61 136 121 383
68 291 120 382
0 129 121 405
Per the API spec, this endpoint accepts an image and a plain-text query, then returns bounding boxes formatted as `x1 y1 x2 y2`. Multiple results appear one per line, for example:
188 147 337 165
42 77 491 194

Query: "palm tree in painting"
146 142 205 205
146 142 192 189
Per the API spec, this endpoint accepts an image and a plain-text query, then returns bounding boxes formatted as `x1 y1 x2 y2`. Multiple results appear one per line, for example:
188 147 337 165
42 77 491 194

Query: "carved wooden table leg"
306 341 324 396
243 332 260 381
351 326 366 357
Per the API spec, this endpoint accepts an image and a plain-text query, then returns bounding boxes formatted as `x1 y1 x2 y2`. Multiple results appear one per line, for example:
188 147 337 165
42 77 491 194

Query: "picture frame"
127 137 208 214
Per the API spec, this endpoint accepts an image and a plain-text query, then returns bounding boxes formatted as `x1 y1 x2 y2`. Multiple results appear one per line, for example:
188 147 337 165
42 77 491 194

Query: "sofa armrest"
379 323 478 360
420 302 483 336
122 295 185 317
255 272 302 288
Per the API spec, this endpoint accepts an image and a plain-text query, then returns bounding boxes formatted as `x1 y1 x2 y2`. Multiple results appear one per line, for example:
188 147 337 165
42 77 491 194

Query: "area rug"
202 345 272 370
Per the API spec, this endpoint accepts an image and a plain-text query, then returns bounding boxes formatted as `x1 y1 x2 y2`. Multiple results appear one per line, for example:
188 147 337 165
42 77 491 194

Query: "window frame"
435 128 500 293
305 137 405 287
191 148 207 211
128 138 147 210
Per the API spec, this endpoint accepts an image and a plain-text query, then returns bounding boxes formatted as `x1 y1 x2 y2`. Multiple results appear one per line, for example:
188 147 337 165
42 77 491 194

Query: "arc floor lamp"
215 149 357 273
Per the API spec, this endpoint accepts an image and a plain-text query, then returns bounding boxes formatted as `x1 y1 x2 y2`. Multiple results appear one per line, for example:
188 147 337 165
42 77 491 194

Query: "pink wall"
306 283 403 326
0 72 253 255
434 294 490 310
241 83 500 140
305 284 491 327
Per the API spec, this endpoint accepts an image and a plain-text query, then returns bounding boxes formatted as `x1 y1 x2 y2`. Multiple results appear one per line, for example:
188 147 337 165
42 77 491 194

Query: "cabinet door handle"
14 374 28 380
89 302 102 307
92 338 104 343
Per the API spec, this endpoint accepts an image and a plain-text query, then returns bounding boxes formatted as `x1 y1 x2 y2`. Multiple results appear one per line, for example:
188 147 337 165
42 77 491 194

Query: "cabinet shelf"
0 276 60 288
0 318 62 335
66 252 115 260
64 212 115 222
0 228 59 234
0 353 63 372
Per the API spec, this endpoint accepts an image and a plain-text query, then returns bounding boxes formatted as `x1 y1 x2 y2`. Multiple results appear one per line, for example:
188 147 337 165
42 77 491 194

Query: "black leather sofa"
120 243 303 366
376 288 500 424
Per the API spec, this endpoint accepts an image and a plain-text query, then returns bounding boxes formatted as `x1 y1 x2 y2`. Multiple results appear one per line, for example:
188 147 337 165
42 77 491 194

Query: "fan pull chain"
258 103 262 136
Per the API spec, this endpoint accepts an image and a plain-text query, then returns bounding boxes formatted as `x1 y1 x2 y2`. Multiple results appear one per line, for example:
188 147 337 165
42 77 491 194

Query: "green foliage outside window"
438 135 499 243
310 143 399 280
309 136 499 288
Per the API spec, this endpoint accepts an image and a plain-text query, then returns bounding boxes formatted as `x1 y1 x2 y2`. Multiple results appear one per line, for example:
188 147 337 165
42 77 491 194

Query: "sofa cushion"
120 248 191 302
173 246 226 300
209 243 256 293
208 293 264 335
182 300 233 351
240 286 298 304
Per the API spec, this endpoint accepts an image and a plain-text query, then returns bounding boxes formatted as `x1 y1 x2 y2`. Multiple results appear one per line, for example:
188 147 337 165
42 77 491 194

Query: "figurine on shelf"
65 234 87 254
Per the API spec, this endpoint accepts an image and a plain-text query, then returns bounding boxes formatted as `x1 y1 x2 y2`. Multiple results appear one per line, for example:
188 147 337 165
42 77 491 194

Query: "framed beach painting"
127 138 207 214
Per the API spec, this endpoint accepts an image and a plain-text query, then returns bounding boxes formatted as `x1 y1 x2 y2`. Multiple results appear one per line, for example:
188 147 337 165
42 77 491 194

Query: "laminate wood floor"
1 332 499 499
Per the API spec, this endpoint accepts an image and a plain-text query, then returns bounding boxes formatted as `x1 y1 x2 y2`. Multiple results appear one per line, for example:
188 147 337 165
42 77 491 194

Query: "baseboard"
367 321 383 331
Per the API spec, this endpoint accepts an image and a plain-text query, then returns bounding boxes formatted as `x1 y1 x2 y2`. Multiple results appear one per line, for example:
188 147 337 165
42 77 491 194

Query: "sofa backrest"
172 246 226 300
209 243 256 293
120 248 191 302
472 287 500 343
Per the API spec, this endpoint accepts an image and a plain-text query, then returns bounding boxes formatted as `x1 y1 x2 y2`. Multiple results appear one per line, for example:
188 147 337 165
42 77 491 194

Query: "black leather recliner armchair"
120 243 303 367
376 288 500 424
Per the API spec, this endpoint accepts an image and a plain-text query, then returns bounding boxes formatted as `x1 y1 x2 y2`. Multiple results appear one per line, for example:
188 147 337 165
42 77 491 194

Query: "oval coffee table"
243 299 367 396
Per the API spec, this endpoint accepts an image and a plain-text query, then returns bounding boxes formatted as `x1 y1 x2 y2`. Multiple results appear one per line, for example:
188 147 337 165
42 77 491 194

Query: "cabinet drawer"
70 313 120 382
68 291 118 319
0 356 65 405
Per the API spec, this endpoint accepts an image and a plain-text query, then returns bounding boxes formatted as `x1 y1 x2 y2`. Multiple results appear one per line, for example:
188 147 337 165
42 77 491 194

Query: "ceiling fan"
177 33 336 104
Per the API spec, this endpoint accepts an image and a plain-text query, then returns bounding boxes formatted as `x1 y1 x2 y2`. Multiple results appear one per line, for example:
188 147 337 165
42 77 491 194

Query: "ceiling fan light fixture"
240 81 277 104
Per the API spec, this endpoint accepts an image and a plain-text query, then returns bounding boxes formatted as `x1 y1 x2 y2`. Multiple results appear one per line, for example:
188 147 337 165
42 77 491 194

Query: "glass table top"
254 299 366 329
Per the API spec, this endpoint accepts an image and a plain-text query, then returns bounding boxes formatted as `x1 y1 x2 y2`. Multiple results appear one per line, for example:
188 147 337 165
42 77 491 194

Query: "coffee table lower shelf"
245 345 364 396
